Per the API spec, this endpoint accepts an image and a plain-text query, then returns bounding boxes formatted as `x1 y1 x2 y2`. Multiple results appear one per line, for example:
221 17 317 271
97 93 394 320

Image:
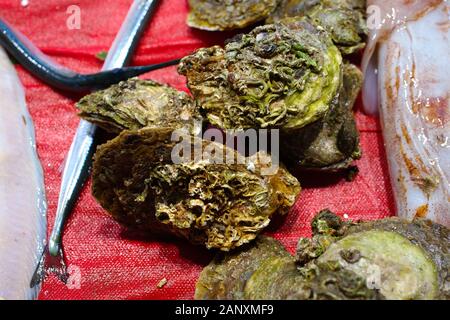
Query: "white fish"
0 46 47 299
362 0 450 227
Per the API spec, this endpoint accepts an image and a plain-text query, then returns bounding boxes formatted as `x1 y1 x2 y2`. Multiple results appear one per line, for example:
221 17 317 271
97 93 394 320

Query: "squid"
362 0 450 227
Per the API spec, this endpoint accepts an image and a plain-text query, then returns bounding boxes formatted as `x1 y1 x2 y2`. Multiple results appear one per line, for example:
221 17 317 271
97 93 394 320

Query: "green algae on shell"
299 210 450 299
317 230 439 299
92 128 300 251
280 62 362 170
195 209 449 300
342 217 450 299
195 236 381 300
187 0 279 31
178 20 342 131
195 237 293 299
76 78 201 134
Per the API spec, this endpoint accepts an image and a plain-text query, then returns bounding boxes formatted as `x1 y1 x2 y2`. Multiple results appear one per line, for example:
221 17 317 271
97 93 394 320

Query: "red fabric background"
0 0 395 300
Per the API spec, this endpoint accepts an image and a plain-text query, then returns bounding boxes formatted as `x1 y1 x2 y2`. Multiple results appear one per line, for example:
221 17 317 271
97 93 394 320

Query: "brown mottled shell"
92 128 300 251
280 63 362 170
179 21 342 131
195 237 292 299
77 78 201 134
196 235 382 300
269 0 368 55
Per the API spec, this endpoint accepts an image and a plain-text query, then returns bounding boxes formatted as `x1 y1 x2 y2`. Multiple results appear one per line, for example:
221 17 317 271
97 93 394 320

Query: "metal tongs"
31 0 162 286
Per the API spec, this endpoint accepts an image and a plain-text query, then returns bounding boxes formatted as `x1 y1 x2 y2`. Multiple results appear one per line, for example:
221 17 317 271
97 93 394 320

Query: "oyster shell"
178 20 342 131
92 127 300 251
280 62 362 170
269 0 368 55
77 78 200 134
196 210 449 299
187 0 279 31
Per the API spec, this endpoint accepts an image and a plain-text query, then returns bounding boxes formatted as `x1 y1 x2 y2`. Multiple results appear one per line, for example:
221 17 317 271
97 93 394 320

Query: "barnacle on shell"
92 127 300 251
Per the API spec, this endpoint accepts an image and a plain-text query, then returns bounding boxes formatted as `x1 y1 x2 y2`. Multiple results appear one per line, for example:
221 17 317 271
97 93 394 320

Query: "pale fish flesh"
362 0 450 226
0 46 47 299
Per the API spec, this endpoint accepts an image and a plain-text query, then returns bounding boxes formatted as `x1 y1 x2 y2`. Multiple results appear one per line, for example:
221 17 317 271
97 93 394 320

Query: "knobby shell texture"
77 78 201 134
280 63 362 170
298 210 449 299
92 128 300 251
8 0 397 300
269 0 368 55
340 216 450 299
179 20 342 131
318 230 438 299
196 210 449 299
195 236 381 300
187 0 279 31
195 237 292 299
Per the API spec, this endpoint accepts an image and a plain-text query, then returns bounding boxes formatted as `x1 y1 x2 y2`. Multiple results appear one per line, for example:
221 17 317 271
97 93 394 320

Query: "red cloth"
0 0 395 300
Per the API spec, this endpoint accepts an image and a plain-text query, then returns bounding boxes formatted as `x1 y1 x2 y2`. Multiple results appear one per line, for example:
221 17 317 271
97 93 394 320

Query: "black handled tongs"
0 2 179 92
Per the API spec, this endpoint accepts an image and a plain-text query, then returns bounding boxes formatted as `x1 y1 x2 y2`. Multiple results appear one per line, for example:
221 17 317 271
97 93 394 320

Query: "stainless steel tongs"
31 0 161 287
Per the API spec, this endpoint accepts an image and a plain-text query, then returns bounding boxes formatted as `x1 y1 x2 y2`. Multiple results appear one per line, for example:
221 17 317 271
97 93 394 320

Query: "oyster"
269 0 368 55
280 63 362 170
187 0 278 31
76 78 200 134
196 236 381 300
178 20 342 131
196 210 449 299
92 127 300 251
300 210 450 299
195 237 294 299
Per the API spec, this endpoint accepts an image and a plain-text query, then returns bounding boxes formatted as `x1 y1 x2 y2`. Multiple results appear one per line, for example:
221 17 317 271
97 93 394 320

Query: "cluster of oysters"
76 0 449 300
